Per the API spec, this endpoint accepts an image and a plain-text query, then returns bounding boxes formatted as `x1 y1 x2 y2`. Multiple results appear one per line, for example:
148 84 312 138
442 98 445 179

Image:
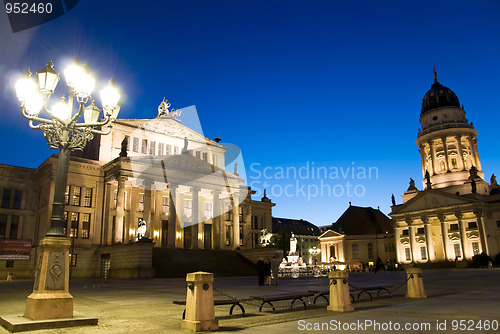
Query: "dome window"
433 116 438 121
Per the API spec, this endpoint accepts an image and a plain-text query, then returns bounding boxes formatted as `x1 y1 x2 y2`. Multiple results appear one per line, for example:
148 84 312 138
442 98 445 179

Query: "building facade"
319 205 395 266
390 70 500 264
0 101 274 279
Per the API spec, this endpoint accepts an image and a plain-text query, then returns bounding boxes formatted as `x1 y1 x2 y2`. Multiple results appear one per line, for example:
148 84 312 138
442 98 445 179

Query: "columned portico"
455 212 467 260
167 184 178 248
232 192 240 249
474 210 487 254
438 214 449 261
406 218 415 262
422 217 434 262
191 187 200 249
143 179 154 239
212 190 221 249
114 175 127 244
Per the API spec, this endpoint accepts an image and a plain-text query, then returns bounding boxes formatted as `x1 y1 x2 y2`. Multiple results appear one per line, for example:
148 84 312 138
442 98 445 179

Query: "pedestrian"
271 256 280 286
257 258 265 286
264 259 272 285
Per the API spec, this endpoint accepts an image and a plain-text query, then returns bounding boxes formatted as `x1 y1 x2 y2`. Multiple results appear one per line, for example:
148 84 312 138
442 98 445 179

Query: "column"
455 135 466 171
455 212 467 260
441 137 450 172
321 243 327 263
406 218 415 262
103 181 112 245
467 137 478 168
167 184 178 248
394 226 403 263
422 217 433 262
191 187 200 249
143 179 153 239
472 138 482 171
114 175 127 244
428 141 437 175
419 145 427 179
212 190 221 249
438 214 449 260
232 192 240 249
474 210 488 255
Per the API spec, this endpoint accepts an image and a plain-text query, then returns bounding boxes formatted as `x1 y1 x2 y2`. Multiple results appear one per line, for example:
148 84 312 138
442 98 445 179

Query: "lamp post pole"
15 60 121 320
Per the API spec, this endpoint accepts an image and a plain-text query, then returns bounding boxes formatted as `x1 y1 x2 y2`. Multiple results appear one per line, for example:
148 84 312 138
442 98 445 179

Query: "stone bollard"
181 272 219 332
327 271 354 312
406 267 427 299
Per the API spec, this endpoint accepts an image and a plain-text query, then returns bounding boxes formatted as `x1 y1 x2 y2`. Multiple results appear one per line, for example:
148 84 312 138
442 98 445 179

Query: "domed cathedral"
416 68 487 194
390 68 500 265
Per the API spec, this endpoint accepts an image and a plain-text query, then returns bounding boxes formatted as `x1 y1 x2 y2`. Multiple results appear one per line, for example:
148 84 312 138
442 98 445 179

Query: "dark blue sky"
1 0 499 226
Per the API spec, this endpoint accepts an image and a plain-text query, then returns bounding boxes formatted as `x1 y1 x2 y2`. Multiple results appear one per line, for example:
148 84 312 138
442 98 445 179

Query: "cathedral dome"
421 69 460 116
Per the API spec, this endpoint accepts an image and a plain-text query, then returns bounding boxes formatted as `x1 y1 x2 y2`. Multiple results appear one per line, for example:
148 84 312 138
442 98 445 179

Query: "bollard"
327 271 354 312
181 271 219 332
406 267 427 299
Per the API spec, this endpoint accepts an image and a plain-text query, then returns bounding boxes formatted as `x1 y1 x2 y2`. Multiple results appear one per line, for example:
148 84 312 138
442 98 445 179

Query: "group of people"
257 256 280 286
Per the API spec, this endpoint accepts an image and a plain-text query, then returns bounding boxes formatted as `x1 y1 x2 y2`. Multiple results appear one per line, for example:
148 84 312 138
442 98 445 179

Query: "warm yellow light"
338 265 346 271
129 228 136 236
153 230 160 238
15 73 37 103
176 232 182 239
368 261 374 266
51 96 71 121
100 79 121 114
23 92 43 116
198 233 203 240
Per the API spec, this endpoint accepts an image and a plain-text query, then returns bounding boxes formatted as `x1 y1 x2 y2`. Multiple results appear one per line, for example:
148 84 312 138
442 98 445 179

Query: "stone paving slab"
0 269 498 333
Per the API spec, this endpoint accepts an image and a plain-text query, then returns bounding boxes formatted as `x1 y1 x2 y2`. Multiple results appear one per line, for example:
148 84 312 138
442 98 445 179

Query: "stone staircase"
152 248 257 278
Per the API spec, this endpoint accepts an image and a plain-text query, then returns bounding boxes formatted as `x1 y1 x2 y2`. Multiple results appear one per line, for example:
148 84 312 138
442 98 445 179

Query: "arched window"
368 243 374 259
352 244 359 259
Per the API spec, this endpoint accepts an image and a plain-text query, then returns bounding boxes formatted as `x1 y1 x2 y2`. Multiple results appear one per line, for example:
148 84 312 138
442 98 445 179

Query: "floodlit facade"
0 101 274 279
390 70 500 264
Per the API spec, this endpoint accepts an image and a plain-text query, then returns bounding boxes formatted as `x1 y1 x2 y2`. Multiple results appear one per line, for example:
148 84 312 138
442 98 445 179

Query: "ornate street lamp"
15 59 121 320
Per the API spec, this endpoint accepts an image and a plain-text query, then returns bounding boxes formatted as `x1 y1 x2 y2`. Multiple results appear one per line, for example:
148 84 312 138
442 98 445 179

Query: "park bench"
250 292 315 313
308 284 391 304
173 298 248 319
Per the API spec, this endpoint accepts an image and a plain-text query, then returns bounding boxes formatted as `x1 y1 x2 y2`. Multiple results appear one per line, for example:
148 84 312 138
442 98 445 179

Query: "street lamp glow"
15 69 37 103
23 92 43 116
100 79 121 114
51 96 71 121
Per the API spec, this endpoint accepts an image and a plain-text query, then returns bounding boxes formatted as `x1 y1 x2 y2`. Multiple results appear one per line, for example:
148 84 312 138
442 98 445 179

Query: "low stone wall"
237 246 281 264
98 241 154 279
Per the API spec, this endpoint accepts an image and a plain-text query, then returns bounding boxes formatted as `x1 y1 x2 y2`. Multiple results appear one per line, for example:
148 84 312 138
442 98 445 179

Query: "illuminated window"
81 213 90 239
420 246 427 260
65 185 70 205
150 141 156 155
139 193 144 212
184 199 192 218
70 254 77 267
71 212 79 238
72 186 81 206
83 188 92 207
132 137 139 152
204 202 213 218
63 211 68 235
454 244 462 258
405 248 411 261
472 242 480 255
225 225 231 246
162 196 169 215
240 226 244 246
352 244 359 258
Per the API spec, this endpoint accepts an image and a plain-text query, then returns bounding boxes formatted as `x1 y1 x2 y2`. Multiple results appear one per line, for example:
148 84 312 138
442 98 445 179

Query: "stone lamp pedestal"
24 237 73 320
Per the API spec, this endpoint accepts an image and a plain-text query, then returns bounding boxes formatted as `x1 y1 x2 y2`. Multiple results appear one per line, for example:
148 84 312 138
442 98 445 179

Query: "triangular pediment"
318 229 344 239
391 190 477 215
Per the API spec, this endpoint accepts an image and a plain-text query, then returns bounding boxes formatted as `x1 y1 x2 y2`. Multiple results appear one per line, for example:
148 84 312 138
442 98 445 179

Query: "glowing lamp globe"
37 60 60 95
